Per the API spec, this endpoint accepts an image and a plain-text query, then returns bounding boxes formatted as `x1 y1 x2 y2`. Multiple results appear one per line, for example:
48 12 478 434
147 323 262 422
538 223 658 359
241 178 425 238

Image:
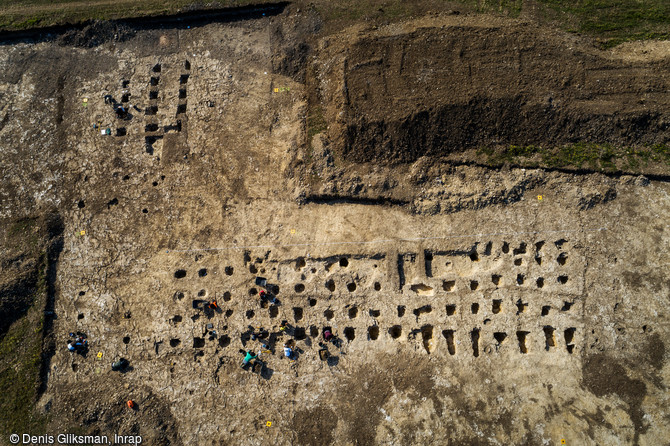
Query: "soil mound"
58 20 136 48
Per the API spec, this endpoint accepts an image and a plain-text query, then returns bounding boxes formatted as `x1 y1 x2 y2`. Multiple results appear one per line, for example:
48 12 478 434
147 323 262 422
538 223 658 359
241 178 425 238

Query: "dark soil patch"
291 406 337 446
643 333 665 370
48 378 183 445
582 354 648 444
57 20 136 48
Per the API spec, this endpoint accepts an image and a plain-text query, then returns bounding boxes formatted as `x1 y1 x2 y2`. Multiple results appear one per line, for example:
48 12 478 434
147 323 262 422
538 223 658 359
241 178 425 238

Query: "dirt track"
0 5 669 446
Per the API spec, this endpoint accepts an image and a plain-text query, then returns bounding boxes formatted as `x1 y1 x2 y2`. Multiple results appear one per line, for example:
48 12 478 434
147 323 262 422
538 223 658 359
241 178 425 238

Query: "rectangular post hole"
564 327 576 354
368 326 379 340
424 250 433 277
397 254 406 290
421 325 433 354
471 328 480 357
517 331 529 354
543 326 556 351
442 329 456 355
492 299 501 314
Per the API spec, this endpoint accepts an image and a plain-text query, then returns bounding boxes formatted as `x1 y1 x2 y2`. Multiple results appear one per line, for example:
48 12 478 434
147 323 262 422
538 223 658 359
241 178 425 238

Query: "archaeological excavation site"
0 1 669 445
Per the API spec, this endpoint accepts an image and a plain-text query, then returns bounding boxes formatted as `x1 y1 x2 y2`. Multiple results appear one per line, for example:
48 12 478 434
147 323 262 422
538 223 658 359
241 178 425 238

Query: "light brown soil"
0 5 669 446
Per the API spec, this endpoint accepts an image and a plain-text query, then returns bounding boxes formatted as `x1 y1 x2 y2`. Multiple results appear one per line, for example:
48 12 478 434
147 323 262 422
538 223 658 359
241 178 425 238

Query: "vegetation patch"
537 0 670 46
455 0 522 17
0 0 668 48
8 217 40 249
0 0 261 31
477 143 670 173
0 308 48 437
0 217 49 439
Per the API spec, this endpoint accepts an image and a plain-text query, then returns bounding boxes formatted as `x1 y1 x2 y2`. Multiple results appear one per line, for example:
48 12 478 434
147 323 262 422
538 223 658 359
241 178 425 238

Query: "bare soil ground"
0 4 669 446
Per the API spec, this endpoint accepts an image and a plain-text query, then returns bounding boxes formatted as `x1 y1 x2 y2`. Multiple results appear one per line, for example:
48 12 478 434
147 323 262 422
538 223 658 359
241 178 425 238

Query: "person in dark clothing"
260 290 279 306
68 332 88 353
115 105 127 119
112 358 129 371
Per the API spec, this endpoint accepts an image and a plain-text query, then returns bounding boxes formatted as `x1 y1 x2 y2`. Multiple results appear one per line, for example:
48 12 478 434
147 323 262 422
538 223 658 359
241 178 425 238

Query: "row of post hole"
410 242 570 290
383 325 576 355
175 300 573 323
424 240 569 272
354 324 576 355
144 61 190 153
340 324 576 356
442 273 569 291
175 286 574 322
162 325 576 355
170 300 576 355
147 61 190 112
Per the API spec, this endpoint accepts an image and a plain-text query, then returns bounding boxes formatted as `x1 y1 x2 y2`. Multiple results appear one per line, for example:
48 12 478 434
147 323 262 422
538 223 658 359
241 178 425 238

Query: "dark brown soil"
48 377 183 445
291 406 337 446
318 20 670 165
582 354 648 444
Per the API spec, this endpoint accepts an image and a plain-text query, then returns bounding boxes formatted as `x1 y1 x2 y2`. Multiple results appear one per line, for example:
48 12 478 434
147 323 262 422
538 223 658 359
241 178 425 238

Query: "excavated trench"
321 24 670 166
